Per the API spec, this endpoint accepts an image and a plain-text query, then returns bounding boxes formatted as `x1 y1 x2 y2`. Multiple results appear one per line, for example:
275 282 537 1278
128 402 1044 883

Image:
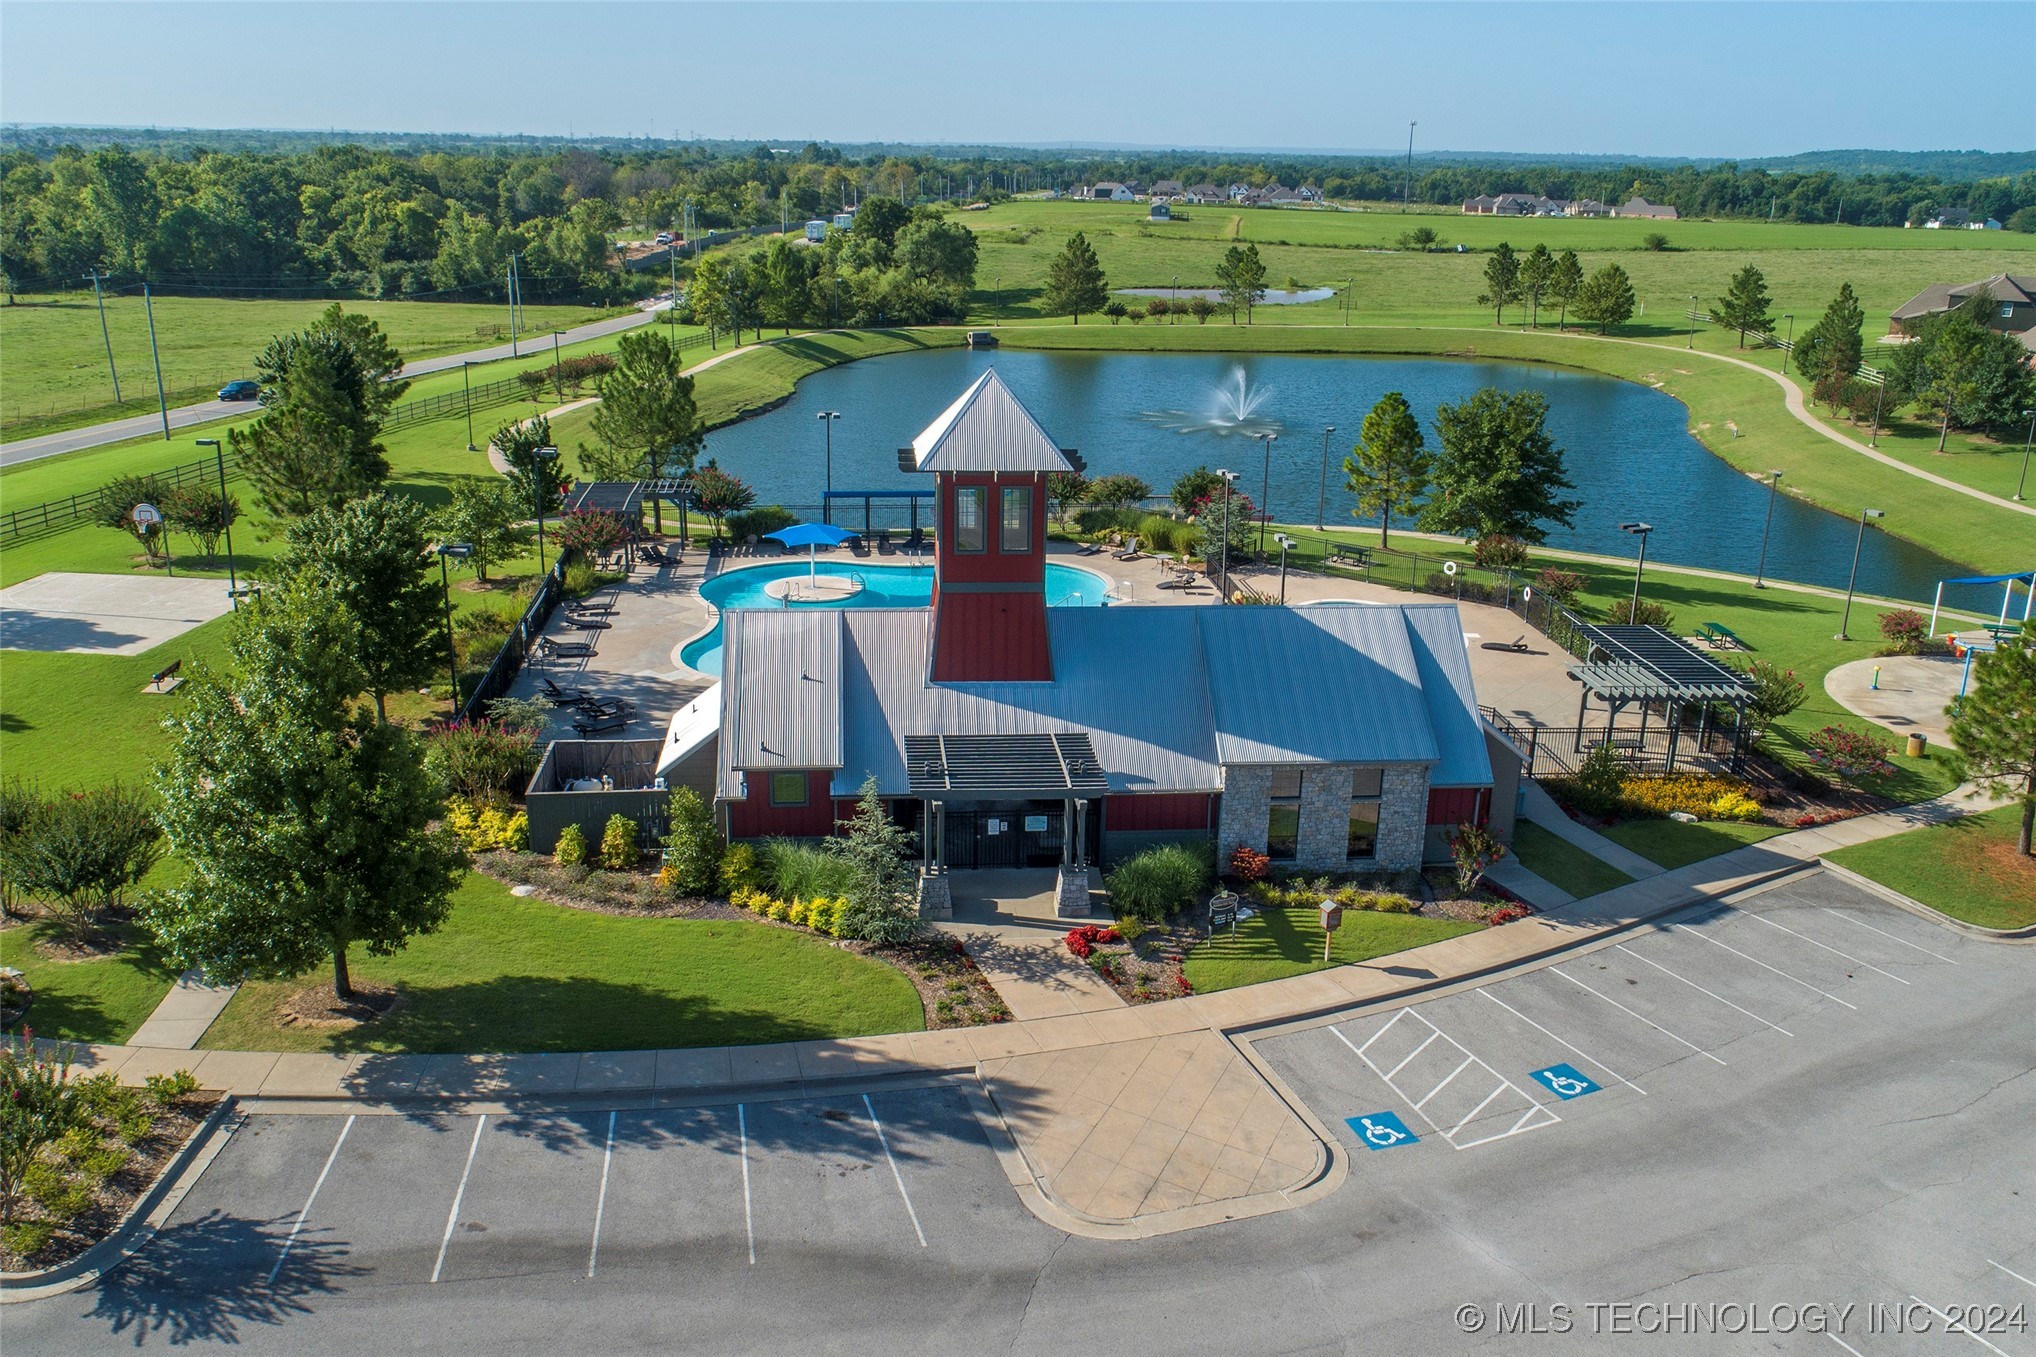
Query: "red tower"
901 371 1078 683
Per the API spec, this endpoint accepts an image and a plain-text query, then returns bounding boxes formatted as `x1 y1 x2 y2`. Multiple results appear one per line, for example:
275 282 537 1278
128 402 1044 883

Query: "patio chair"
561 616 611 631
541 676 593 706
875 529 894 554
1113 537 1142 561
1074 540 1106 556
572 710 629 736
541 639 599 660
903 527 926 554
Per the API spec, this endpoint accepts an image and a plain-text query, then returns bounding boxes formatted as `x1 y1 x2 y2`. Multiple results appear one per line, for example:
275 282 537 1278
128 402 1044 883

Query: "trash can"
1906 732 1928 758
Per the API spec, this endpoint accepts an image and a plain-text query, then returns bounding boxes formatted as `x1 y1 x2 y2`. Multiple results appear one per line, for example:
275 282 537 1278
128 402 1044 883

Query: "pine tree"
1947 620 2036 856
1042 231 1108 324
828 778 921 944
1215 243 1268 324
1711 264 1775 348
1343 391 1431 548
590 329 705 535
1793 282 1867 397
1480 242 1521 326
1519 244 1555 329
1574 263 1636 334
1549 250 1584 330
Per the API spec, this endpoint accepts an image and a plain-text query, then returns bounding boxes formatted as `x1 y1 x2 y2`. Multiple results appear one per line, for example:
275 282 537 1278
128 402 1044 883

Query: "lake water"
692 348 1984 607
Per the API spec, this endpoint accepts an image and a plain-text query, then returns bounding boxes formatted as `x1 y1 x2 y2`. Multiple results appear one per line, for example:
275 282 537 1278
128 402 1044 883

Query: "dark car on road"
218 380 261 401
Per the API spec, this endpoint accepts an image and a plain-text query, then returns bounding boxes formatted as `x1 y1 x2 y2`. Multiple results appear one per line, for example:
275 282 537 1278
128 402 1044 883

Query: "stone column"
1054 865 1092 919
917 866 952 920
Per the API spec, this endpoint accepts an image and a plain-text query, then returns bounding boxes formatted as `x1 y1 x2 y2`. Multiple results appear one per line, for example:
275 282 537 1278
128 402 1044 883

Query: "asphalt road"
10 871 2032 1355
0 307 660 468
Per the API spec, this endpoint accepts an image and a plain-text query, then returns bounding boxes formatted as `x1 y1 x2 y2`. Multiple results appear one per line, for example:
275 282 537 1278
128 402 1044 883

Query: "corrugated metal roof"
658 683 721 780
1399 605 1496 787
1195 606 1441 767
907 369 1074 473
835 608 1222 797
719 611 842 785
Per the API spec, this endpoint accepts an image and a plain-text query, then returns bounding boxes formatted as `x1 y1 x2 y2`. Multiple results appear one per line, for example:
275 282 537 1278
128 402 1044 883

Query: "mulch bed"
868 937 1010 1028
1082 921 1198 1004
275 980 401 1030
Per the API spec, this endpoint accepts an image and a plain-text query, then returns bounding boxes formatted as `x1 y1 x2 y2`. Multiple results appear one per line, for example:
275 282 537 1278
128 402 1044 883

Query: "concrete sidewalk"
124 971 238 1051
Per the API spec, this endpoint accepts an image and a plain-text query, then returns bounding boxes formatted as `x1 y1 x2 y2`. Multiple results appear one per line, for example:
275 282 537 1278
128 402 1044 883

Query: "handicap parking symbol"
1529 1063 1600 1100
1346 1111 1420 1150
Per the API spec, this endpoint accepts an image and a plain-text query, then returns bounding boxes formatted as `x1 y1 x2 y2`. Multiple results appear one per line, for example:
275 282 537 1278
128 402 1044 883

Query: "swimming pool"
678 560 1112 676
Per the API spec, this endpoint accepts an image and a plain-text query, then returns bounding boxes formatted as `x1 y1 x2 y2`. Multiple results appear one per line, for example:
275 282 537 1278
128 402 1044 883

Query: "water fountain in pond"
1137 364 1283 437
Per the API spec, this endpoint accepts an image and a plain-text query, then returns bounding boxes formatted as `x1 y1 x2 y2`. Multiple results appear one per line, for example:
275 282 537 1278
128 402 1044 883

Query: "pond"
679 560 1112 676
692 348 1981 606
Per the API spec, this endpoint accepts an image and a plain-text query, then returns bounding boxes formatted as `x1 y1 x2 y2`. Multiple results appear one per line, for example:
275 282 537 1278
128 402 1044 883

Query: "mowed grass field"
0 292 628 437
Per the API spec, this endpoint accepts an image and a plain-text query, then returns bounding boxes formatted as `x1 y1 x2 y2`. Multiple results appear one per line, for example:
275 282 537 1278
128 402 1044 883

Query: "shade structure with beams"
1566 624 1756 771
765 522 859 580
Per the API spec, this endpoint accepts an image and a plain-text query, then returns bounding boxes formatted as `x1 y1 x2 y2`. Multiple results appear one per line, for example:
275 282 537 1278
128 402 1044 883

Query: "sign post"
1319 897 1344 963
1208 890 1240 937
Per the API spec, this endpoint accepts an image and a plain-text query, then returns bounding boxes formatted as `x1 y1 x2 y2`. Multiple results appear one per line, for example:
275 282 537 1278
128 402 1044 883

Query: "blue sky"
2 2 2028 157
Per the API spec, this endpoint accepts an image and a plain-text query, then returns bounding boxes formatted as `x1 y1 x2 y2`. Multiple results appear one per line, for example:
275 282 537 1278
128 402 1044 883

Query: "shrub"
3 1219 57 1259
1567 743 1628 818
1806 725 1897 784
1087 474 1151 511
1489 905 1534 925
1227 844 1271 883
8 784 162 941
1878 608 1928 654
1535 566 1587 606
1620 774 1764 822
1643 232 1670 251
0 1039 85 1226
597 814 639 870
1106 842 1213 922
759 837 856 900
444 798 529 851
1073 506 1140 538
829 780 922 944
1472 535 1529 571
1628 599 1676 630
553 508 633 557
660 789 721 895
1741 659 1806 732
725 504 798 543
426 721 538 804
560 558 625 598
717 841 763 895
553 822 587 867
1449 823 1505 896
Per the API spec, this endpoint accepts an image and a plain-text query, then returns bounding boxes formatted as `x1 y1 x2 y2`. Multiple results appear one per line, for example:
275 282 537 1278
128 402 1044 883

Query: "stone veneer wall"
1216 763 1430 873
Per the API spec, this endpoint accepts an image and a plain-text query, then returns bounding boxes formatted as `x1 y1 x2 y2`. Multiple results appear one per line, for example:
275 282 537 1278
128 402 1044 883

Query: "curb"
1815 858 2036 942
1 1099 238 1304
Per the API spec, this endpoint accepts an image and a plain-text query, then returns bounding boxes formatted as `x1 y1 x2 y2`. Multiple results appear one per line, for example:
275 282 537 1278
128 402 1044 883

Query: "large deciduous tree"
1947 619 2036 856
1573 263 1636 334
1419 388 1580 543
589 328 704 535
1882 290 2036 450
1042 231 1108 324
1344 391 1431 547
274 492 444 722
430 477 523 583
1480 242 1521 326
1710 264 1775 347
146 581 468 1003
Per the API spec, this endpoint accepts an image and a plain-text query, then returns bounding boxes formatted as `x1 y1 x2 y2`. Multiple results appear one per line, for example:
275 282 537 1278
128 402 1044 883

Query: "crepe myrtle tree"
144 579 468 1003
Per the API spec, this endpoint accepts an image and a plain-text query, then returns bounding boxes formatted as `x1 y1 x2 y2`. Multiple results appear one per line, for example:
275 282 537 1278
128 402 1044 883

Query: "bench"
142 659 182 695
1696 622 1747 650
1328 546 1372 569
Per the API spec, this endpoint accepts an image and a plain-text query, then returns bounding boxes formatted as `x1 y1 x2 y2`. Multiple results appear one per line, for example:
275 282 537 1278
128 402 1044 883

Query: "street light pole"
1835 509 1885 641
1752 470 1783 589
1688 295 1698 349
1217 469 1238 601
1274 534 1295 605
2015 408 2035 501
1779 314 1794 373
435 543 473 709
1254 432 1277 557
1316 426 1336 529
1402 121 1416 212
533 446 559 572
462 362 476 451
552 331 564 403
1868 378 1886 447
1171 275 1178 324
817 411 841 523
197 438 238 605
1343 278 1353 326
1619 522 1654 624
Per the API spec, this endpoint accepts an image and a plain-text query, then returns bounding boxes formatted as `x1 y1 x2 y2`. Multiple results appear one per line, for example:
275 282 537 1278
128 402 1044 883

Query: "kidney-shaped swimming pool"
678 560 1112 676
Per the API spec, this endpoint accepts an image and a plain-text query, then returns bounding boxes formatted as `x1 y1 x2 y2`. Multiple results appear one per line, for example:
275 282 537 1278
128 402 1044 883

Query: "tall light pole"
1688 295 1698 348
1312 425 1339 530
533 446 560 572
142 282 170 440
2015 407 2035 501
1779 314 1794 373
1835 509 1885 641
1752 470 1783 589
85 269 121 403
1216 469 1238 601
1253 431 1277 556
462 362 476 450
1171 275 1178 324
1274 534 1295 605
435 542 474 710
551 331 565 403
1619 522 1654 624
1401 121 1416 212
816 410 841 523
1343 278 1353 326
1868 377 1887 447
196 438 239 605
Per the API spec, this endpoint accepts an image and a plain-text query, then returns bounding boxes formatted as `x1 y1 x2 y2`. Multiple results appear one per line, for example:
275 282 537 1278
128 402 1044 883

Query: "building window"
1266 767 1302 860
954 487 986 552
1348 768 1382 859
1000 486 1032 553
2004 304 2015 319
769 772 808 807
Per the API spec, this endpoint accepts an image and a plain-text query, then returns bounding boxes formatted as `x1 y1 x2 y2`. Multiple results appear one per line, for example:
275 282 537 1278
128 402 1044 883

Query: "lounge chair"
875 529 894 554
849 534 870 557
1480 635 1533 653
572 711 628 736
561 616 611 631
541 639 598 660
562 599 614 616
541 676 592 706
1113 537 1142 561
1074 540 1106 556
574 696 634 719
903 528 926 554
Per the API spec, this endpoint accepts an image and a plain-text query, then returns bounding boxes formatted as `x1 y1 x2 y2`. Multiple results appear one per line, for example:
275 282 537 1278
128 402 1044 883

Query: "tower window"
954 487 986 552
1000 486 1032 553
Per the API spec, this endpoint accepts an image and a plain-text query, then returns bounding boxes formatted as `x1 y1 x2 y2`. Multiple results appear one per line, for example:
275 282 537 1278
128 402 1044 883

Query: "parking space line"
1454 1103 1561 1151
1672 922 1859 1010
1446 1085 1507 1138
863 1094 927 1249
430 1115 487 1285
1551 966 1728 1066
1907 1295 2016 1355
267 1114 354 1285
1827 1335 1866 1355
1742 911 1910 984
1821 908 1959 964
1354 1009 1411 1058
1413 1056 1475 1110
586 1109 616 1278
1385 1031 1442 1080
1616 943 1794 1037
1989 1260 2036 1290
736 1104 756 1265
1476 989 1647 1096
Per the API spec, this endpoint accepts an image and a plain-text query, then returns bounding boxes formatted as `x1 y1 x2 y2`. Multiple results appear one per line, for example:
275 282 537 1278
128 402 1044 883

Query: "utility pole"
506 258 518 357
1402 121 1417 212
142 282 170 440
87 269 122 403
552 331 564 403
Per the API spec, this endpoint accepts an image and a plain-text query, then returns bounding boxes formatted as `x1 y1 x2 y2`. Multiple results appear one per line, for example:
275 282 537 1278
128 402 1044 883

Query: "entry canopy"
904 732 1111 798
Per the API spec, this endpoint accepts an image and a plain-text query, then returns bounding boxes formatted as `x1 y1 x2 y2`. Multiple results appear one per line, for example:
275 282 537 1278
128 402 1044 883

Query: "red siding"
1105 793 1214 831
726 770 838 838
930 469 1053 681
1427 787 1490 827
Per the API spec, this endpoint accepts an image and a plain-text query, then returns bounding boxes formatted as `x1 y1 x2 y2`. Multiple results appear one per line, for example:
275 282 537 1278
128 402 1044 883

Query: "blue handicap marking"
1346 1111 1420 1150
1529 1063 1600 1100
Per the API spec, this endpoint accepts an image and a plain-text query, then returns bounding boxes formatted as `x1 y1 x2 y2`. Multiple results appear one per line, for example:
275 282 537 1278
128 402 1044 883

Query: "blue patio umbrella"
766 521 858 580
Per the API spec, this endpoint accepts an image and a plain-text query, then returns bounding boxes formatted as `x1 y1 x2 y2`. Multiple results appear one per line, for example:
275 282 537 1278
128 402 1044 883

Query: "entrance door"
941 811 977 869
973 812 1022 869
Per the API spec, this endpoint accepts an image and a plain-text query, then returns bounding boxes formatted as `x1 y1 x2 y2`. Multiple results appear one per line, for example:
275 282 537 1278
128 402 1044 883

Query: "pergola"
1566 625 1756 771
904 732 1111 869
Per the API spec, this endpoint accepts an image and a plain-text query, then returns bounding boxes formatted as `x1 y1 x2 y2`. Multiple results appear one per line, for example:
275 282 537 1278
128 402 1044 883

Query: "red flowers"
1064 924 1121 959
1227 844 1271 883
1489 905 1534 925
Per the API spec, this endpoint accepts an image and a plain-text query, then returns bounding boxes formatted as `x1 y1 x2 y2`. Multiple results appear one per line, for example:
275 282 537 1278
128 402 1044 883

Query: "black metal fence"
1 446 243 545
1504 719 1743 779
383 372 535 431
457 558 564 722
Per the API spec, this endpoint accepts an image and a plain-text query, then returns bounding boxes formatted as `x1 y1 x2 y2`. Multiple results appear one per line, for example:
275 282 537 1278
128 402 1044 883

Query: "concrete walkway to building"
1825 653 1962 746
125 971 238 1051
1481 857 1577 910
936 869 1126 1021
1516 781 1667 879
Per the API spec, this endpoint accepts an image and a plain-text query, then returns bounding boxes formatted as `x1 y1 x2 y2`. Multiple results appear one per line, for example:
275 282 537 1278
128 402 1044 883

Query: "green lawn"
0 917 179 1045
1510 822 1636 899
1183 906 1479 994
1825 804 2036 930
0 293 627 440
1595 818 1787 871
196 873 926 1053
